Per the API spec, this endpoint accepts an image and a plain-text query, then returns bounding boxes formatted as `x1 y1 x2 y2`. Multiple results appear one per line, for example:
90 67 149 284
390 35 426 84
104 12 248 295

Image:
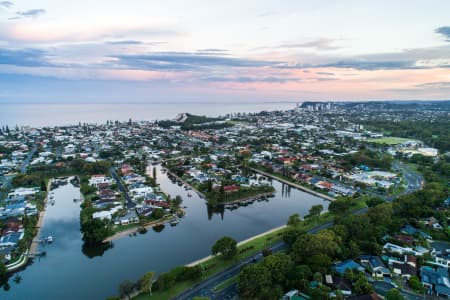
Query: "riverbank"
103 207 186 242
163 167 205 198
133 196 367 300
249 167 335 201
7 179 51 272
29 179 52 256
164 166 275 206
132 212 338 300
186 224 286 268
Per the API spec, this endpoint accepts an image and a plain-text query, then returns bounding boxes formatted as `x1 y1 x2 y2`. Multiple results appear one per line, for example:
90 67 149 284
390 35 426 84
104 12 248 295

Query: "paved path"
186 224 287 267
173 206 368 300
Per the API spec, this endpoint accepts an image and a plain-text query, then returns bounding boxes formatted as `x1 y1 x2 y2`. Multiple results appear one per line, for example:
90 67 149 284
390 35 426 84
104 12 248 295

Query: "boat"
187 193 192 197
170 219 180 226
46 236 53 243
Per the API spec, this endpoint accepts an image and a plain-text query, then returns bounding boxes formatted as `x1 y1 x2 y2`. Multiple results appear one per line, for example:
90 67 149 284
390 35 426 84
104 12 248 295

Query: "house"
0 230 24 247
281 290 311 300
392 261 417 279
113 210 139 225
383 243 422 256
420 266 450 297
333 259 364 275
223 185 240 193
360 255 391 277
325 275 352 295
347 293 382 300
89 175 113 187
394 235 414 245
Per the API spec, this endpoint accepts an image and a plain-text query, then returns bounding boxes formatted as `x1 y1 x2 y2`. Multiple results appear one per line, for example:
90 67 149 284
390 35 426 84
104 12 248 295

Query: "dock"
164 167 206 199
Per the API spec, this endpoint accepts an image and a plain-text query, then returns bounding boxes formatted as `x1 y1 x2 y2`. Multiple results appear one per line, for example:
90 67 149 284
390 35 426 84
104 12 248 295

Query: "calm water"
1 166 329 300
0 102 295 127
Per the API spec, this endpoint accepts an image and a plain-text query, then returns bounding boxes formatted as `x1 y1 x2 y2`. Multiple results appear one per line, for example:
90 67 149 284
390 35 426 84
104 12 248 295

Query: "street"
173 207 369 300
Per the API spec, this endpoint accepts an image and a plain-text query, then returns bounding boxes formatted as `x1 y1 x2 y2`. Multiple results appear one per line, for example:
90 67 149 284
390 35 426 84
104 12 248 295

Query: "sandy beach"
29 179 52 256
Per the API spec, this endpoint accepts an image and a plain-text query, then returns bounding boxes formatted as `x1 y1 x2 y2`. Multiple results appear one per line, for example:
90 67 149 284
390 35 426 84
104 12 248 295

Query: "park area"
366 137 413 145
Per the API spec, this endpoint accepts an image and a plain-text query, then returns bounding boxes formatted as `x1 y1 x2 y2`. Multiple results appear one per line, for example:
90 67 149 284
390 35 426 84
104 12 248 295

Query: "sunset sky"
1 0 450 103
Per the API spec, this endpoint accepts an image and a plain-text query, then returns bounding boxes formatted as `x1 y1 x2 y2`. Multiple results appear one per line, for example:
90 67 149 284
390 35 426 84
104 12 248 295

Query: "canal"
1 166 329 300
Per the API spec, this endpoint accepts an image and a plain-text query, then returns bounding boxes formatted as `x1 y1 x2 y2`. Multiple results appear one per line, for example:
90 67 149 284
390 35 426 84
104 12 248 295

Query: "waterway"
0 166 329 300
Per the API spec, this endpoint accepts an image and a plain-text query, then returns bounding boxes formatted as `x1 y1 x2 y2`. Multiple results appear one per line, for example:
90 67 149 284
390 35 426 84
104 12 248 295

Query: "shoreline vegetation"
130 199 367 300
102 209 185 243
164 164 276 207
79 165 185 244
248 166 335 202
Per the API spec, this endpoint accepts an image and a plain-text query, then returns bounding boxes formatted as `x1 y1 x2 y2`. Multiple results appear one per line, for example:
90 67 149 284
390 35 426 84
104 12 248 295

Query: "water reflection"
82 241 114 259
152 224 165 233
0 165 329 300
207 205 225 220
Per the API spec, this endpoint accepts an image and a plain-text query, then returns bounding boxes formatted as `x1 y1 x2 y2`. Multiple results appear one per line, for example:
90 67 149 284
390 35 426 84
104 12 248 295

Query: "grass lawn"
366 137 412 145
213 275 238 292
132 199 369 300
133 227 286 299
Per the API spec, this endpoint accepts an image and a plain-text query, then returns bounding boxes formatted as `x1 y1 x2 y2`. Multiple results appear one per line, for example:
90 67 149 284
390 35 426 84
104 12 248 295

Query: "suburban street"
109 166 135 208
20 144 37 173
372 280 433 300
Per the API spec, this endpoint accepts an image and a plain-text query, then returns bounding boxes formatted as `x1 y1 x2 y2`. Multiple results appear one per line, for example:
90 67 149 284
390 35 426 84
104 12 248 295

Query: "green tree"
262 253 292 286
306 204 323 219
237 263 272 299
212 236 237 259
386 289 405 300
366 197 384 207
354 276 373 295
291 230 341 263
287 265 312 291
139 271 154 294
80 217 112 243
287 213 301 226
329 197 352 215
409 275 425 293
151 208 165 219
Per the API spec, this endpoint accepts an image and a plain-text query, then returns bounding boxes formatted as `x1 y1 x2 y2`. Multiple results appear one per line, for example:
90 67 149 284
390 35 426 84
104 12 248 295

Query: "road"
21 144 37 173
173 242 285 300
173 207 368 300
109 166 135 209
365 160 423 202
372 280 433 300
393 161 423 195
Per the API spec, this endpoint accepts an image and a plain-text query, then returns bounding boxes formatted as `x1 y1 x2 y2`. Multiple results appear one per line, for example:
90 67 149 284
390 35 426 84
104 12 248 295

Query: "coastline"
249 167 335 201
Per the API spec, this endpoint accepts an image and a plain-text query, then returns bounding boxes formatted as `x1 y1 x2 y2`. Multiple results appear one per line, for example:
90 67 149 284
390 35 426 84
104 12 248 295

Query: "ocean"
0 102 296 127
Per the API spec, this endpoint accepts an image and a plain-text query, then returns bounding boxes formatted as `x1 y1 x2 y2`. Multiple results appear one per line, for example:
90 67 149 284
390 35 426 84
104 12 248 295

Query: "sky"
0 0 450 103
